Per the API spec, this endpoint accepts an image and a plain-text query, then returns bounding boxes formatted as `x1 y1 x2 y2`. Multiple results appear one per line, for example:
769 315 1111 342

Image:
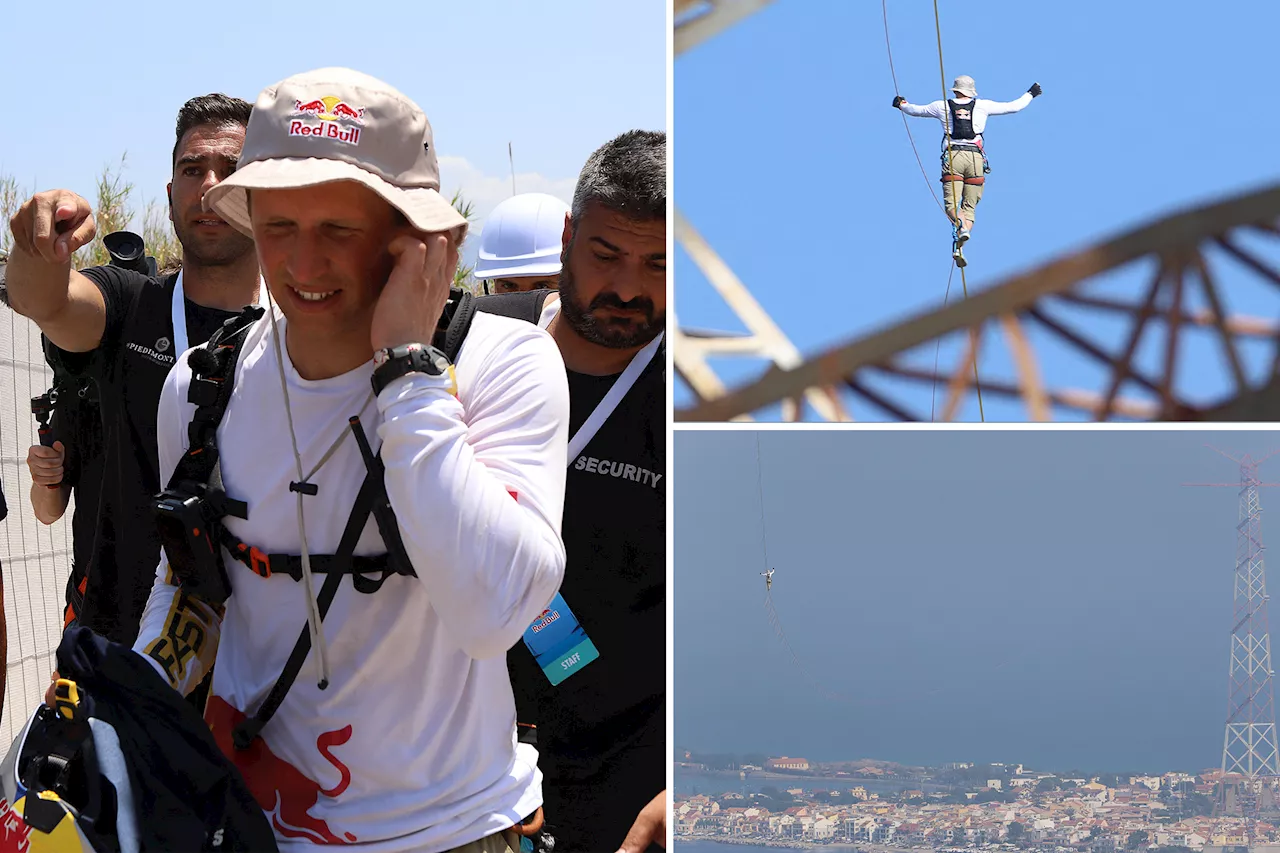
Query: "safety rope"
762 590 876 705
752 435 762 568
755 434 880 706
930 261 956 422
931 0 986 421
881 0 944 217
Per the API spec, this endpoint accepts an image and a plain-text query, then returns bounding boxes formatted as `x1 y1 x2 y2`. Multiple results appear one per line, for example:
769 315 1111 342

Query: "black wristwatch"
371 343 452 396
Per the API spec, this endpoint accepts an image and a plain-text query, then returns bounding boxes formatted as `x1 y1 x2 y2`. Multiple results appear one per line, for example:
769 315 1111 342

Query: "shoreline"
675 836 917 852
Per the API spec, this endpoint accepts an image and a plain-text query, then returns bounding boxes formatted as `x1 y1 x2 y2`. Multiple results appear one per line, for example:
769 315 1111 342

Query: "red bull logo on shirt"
206 696 358 844
289 96 365 146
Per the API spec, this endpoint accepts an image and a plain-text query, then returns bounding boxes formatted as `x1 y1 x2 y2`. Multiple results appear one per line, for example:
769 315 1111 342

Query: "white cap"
473 192 571 280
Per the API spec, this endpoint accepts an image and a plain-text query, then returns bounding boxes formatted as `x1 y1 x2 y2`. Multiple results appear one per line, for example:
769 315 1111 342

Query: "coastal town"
675 755 1280 852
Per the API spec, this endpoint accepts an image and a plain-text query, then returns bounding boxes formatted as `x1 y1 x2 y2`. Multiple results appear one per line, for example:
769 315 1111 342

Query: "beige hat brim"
203 157 468 241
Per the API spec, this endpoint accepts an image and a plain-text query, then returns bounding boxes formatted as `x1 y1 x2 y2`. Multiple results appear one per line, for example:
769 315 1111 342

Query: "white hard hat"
474 193 572 280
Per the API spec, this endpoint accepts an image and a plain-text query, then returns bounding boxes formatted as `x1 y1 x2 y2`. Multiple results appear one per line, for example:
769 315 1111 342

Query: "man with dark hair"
5 92 264 647
491 128 667 853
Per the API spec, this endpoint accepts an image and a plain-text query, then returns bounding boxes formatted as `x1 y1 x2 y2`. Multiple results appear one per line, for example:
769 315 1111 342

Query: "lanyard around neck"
540 300 663 463
171 271 269 357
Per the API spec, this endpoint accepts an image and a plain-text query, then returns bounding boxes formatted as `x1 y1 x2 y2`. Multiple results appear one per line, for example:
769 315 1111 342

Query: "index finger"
30 194 60 262
31 191 86 264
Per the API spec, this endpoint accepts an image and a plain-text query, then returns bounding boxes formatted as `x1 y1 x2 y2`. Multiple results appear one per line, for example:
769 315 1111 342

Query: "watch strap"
371 344 452 396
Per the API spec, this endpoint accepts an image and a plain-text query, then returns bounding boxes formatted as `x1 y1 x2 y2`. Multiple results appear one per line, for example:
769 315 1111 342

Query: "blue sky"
675 429 1280 773
675 1 1280 421
0 0 666 270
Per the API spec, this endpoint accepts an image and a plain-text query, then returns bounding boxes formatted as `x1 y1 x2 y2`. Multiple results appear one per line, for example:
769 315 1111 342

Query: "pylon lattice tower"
1188 449 1280 823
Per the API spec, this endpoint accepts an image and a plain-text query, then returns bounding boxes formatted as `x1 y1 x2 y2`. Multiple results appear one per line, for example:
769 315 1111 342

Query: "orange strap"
940 174 964 183
63 575 89 629
964 176 985 185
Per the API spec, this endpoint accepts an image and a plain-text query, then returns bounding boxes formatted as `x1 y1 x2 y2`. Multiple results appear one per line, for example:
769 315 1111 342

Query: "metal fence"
0 307 71 748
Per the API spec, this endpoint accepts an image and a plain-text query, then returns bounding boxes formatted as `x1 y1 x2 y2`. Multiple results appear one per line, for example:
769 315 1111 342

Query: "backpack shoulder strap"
433 287 476 364
432 287 553 366
166 305 264 516
473 289 549 325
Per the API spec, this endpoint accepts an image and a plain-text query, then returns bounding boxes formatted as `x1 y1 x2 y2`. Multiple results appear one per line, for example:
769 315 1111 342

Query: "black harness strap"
153 309 261 604
161 287 482 749
175 309 261 521
232 463 385 750
224 542 397 582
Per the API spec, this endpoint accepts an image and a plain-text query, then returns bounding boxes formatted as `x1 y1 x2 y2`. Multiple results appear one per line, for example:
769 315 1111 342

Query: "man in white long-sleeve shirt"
130 67 569 852
895 75 1041 263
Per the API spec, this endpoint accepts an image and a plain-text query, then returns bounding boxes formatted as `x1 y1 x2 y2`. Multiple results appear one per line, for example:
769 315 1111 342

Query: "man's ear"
560 213 574 263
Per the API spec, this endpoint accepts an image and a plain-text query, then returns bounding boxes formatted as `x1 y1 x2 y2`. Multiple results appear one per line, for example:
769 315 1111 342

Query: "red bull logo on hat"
289 95 365 146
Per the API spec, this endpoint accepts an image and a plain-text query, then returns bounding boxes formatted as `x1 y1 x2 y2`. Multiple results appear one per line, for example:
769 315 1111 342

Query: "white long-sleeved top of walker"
133 307 569 851
899 91 1034 149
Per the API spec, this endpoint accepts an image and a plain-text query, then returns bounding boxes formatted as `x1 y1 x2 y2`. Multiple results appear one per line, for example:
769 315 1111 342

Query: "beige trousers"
941 148 985 227
446 829 522 852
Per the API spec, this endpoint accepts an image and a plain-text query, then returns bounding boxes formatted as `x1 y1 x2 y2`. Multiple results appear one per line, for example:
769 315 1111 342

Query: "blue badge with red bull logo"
522 593 599 686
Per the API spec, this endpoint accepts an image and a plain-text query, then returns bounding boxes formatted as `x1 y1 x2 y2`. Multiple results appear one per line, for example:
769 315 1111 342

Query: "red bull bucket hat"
203 67 467 240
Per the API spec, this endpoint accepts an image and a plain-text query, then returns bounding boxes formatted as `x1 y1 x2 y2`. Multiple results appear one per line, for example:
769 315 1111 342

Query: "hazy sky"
675 429 1280 774
675 1 1280 420
1 0 666 270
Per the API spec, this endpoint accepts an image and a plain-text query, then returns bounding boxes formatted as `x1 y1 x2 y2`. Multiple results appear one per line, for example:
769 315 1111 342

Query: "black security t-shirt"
532 346 667 853
480 289 666 801
51 267 239 644
545 348 666 757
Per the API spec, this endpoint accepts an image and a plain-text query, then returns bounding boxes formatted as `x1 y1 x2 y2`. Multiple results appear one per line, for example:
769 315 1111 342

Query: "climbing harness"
152 288 480 749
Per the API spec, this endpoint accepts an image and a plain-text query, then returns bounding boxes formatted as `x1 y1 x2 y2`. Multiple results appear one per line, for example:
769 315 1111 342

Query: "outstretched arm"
981 85 1038 116
898 99 947 120
6 190 109 353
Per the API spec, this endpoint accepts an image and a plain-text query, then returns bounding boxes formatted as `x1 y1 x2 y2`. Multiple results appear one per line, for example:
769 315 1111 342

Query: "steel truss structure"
674 4 1280 422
